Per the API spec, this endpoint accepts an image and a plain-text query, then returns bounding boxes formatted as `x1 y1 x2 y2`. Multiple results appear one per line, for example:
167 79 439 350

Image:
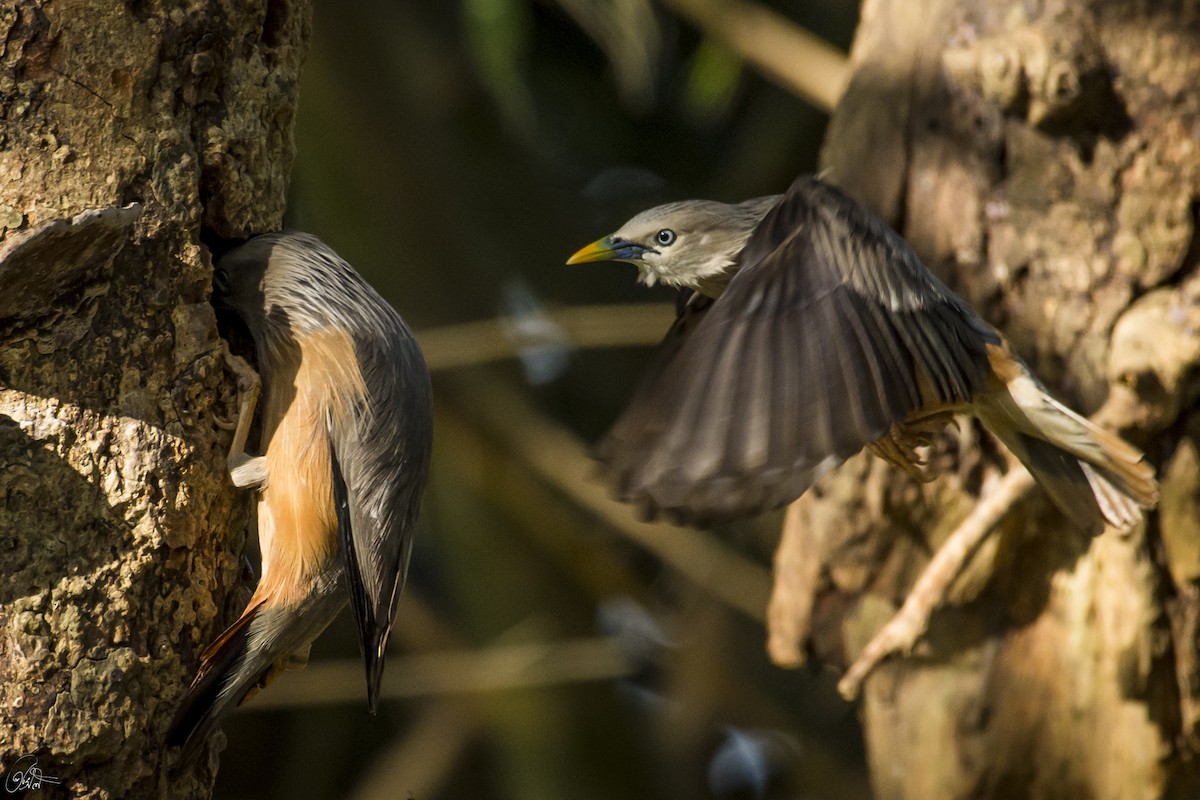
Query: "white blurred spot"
707 727 802 799
500 279 572 385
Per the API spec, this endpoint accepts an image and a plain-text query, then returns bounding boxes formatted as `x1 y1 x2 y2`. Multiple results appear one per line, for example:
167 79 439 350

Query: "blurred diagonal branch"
441 373 775 621
418 302 675 370
767 494 825 668
661 0 850 112
244 636 635 709
351 702 479 800
551 0 662 109
435 405 649 601
551 0 849 113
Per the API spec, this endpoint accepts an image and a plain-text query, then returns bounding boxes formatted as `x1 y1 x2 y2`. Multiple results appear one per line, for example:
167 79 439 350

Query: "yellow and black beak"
566 236 652 265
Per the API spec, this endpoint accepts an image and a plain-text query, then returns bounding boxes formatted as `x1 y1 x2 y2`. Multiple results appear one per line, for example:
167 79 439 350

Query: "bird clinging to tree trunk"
170 232 433 763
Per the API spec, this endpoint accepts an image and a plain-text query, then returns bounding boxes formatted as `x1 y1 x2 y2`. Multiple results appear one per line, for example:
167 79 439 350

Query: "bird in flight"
568 175 1157 530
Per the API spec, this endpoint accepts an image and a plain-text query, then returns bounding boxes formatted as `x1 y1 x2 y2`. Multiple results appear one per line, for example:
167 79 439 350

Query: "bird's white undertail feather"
974 367 1157 532
1081 462 1142 530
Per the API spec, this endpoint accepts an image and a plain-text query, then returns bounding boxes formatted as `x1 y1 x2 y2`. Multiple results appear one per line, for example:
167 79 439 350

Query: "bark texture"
768 1 1200 798
0 1 310 797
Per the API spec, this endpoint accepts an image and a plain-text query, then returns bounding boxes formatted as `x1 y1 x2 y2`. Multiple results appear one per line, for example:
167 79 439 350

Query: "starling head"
215 232 409 361
567 196 780 295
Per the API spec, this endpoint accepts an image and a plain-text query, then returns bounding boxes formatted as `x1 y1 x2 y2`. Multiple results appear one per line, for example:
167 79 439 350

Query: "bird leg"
218 341 268 490
866 407 958 481
837 464 1036 699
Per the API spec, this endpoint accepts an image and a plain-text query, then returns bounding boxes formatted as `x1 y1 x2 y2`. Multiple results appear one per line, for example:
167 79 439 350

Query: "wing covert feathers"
324 308 433 715
596 176 996 526
595 176 1156 529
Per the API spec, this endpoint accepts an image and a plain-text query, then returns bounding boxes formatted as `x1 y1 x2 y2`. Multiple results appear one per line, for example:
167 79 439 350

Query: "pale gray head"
215 232 407 361
567 195 781 295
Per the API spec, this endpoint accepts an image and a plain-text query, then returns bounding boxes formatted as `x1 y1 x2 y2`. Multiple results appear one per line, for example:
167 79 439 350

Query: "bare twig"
837 467 1037 699
660 0 850 112
835 393 1153 697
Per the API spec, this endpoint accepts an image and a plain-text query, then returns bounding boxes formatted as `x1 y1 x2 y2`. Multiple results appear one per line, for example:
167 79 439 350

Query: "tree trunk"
0 1 310 796
768 1 1200 797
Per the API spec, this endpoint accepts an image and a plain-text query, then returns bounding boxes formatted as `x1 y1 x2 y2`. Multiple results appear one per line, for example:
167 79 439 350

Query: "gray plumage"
572 175 1156 529
170 232 432 761
222 232 433 697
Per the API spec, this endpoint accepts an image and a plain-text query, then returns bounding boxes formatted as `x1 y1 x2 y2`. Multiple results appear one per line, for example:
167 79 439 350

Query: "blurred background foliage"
217 0 871 797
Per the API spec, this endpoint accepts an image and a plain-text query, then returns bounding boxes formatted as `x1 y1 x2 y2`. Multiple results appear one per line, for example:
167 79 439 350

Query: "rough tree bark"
767 1 1200 798
0 1 310 797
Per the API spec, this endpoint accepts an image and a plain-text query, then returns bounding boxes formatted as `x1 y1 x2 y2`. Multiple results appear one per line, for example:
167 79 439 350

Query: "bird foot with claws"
867 410 957 481
217 341 265 488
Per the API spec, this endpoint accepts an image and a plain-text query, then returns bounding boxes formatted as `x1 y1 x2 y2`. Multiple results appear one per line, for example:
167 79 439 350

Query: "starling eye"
655 229 677 246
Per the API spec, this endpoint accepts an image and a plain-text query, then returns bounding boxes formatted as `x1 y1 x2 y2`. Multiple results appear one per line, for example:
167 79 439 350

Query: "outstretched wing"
596 289 714 457
596 175 999 526
328 310 433 712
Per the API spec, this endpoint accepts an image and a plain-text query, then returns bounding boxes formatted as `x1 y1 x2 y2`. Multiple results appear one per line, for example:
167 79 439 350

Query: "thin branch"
417 303 674 371
245 636 636 710
660 0 850 112
835 392 1154 697
836 467 1037 699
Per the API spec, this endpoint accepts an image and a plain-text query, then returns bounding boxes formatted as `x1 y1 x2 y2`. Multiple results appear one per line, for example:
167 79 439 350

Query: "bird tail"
975 357 1158 534
167 573 345 768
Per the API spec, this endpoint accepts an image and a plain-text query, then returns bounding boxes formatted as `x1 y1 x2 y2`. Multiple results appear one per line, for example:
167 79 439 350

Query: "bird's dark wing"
329 317 433 711
595 175 999 526
598 289 714 444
